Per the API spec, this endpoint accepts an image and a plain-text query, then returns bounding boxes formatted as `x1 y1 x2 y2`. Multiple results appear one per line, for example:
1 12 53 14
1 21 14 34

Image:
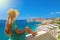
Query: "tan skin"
24 27 37 36
5 10 36 36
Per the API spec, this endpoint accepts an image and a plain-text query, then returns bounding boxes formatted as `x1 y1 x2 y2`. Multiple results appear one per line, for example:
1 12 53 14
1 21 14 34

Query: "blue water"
0 20 41 40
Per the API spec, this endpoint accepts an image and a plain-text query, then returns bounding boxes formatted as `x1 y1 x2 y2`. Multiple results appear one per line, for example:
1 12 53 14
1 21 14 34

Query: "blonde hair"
8 9 19 18
5 9 19 35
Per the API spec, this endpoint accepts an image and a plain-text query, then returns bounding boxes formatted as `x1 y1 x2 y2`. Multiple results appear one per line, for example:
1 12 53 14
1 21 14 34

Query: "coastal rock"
30 33 57 40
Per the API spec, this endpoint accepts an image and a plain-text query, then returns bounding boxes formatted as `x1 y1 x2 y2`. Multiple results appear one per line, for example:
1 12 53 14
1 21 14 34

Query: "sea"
0 20 41 40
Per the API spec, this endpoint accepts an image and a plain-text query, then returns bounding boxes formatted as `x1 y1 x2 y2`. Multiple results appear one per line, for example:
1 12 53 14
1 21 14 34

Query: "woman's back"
9 21 26 40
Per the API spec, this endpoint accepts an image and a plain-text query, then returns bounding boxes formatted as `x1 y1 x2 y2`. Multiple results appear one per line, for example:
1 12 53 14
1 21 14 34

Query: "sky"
0 0 60 20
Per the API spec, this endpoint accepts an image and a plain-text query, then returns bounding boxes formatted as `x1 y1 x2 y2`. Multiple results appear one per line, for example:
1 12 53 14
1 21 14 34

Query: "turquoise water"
0 20 41 40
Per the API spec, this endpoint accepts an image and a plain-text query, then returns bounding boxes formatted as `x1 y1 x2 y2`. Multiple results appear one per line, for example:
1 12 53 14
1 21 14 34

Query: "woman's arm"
15 28 25 35
25 27 37 36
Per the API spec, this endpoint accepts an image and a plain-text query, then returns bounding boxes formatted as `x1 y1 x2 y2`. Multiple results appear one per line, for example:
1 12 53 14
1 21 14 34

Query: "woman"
4 9 36 40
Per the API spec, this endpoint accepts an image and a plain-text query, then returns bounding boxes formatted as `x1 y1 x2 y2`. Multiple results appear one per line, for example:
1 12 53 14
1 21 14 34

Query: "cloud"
56 12 60 14
50 12 60 15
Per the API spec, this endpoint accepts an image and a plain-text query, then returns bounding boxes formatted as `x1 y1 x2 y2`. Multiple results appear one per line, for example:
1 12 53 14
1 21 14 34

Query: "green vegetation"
58 26 60 29
58 22 60 29
57 22 60 40
58 33 60 40
57 22 60 24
